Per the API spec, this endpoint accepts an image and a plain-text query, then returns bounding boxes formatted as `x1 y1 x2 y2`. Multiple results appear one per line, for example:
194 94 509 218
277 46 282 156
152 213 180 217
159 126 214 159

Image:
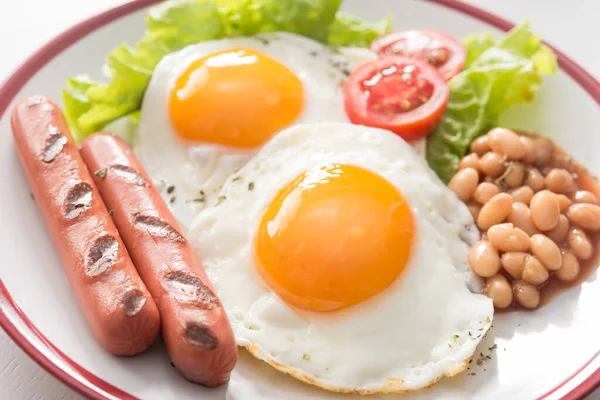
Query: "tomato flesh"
344 56 449 142
371 30 466 80
363 64 435 116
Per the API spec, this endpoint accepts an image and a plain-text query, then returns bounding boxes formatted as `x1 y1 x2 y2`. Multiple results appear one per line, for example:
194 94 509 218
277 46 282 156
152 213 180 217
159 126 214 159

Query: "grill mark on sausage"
121 289 147 317
162 271 217 309
86 235 119 277
42 127 67 163
64 182 93 220
184 324 218 350
132 214 185 242
109 164 147 186
47 124 60 135
26 96 43 107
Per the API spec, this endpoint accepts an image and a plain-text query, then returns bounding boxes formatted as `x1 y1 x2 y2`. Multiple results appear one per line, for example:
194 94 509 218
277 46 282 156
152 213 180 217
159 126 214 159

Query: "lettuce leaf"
63 0 391 143
426 23 558 183
328 12 392 47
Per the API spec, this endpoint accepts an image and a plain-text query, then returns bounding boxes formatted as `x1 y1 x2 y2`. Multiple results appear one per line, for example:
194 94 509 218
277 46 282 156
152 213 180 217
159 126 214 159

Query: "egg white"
134 32 377 231
188 123 492 394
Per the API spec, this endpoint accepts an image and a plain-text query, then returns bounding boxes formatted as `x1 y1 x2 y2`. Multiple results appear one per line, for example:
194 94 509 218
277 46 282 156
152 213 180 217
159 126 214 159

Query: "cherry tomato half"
371 30 466 80
343 56 449 141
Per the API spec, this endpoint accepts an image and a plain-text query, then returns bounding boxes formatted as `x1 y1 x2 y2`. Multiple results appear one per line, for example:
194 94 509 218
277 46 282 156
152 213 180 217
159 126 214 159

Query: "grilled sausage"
11 96 160 355
80 133 237 386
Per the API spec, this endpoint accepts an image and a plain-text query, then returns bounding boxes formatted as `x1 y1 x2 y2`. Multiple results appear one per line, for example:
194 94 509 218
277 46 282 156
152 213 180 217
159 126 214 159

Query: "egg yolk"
254 164 415 312
169 48 304 148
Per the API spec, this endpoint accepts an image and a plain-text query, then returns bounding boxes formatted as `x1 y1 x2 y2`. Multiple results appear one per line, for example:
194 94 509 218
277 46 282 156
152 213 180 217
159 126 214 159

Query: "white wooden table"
0 0 599 398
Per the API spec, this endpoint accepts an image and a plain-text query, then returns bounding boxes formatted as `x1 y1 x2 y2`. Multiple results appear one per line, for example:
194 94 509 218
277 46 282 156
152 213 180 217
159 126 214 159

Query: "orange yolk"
254 164 415 312
169 48 304 148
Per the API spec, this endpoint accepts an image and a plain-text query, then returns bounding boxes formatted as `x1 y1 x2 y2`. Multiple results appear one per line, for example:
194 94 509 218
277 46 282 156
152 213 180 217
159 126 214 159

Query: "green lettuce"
426 23 557 183
63 0 392 143
328 12 392 47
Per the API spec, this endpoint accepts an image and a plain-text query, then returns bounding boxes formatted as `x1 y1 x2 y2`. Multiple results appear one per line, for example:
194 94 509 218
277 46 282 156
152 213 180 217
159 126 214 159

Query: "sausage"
10 96 160 356
80 133 237 386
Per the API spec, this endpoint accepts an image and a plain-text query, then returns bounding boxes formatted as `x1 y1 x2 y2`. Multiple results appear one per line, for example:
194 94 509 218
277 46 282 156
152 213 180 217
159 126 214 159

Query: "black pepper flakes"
166 185 175 194
109 210 114 217
170 196 176 204
95 168 107 178
255 36 270 45
248 182 255 191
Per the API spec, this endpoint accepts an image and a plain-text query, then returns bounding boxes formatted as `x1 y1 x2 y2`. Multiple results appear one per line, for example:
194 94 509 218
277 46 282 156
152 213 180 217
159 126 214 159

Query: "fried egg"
134 32 376 230
188 123 493 394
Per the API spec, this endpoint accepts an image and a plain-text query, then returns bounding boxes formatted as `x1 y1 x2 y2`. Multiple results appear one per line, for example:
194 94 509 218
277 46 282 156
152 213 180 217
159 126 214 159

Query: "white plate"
0 0 599 399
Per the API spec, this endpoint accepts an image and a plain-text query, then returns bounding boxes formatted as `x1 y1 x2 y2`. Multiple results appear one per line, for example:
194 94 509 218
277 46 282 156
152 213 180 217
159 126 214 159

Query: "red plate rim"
0 0 598 399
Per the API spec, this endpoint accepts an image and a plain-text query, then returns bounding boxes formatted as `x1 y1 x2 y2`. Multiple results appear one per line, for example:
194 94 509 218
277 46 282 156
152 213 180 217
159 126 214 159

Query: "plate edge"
0 0 598 398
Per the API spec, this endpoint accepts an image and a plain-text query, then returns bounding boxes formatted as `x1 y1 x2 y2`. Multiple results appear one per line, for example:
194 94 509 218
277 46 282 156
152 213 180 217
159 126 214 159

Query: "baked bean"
470 135 490 156
458 153 481 173
513 281 540 309
487 223 530 252
525 167 545 192
501 252 527 279
552 153 572 170
473 182 500 205
477 193 514 230
534 137 554 167
520 136 537 164
545 168 576 194
556 194 572 213
509 186 534 204
488 128 526 160
571 190 599 205
521 256 549 285
567 203 600 231
469 240 501 277
480 152 506 178
545 214 570 244
530 190 560 231
530 234 562 270
567 227 593 260
448 167 479 202
484 274 513 309
556 248 580 282
507 202 539 237
498 162 525 188
467 202 481 220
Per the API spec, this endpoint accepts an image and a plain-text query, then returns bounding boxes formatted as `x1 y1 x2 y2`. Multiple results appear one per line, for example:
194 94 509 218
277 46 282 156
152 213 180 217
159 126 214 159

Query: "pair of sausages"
11 96 236 386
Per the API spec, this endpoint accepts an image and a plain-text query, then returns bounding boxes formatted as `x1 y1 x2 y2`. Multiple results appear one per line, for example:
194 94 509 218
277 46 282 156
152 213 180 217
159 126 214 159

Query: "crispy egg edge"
242 342 474 395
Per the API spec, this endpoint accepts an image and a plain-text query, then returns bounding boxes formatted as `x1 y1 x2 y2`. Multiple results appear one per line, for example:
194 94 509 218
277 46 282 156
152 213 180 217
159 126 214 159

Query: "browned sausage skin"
80 133 237 386
11 96 160 356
